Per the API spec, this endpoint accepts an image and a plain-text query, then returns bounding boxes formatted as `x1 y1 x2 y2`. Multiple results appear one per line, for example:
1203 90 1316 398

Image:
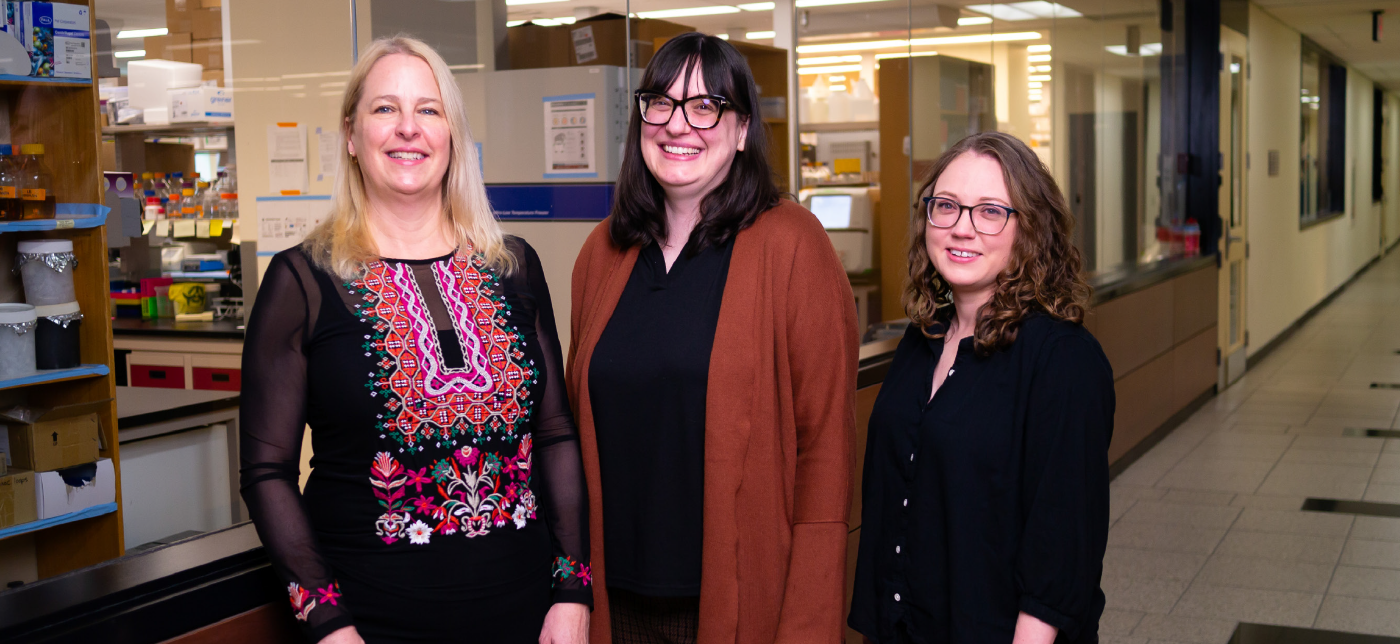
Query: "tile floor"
1103 249 1400 642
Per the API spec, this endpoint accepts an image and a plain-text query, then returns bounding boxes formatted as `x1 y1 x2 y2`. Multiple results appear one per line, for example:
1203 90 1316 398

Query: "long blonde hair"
303 35 513 279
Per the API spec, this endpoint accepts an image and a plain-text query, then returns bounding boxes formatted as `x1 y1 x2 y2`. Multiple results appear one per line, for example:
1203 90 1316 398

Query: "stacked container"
0 303 36 380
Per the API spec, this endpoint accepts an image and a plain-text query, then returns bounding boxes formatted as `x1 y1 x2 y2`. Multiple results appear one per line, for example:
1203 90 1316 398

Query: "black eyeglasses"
635 90 730 129
923 196 1017 235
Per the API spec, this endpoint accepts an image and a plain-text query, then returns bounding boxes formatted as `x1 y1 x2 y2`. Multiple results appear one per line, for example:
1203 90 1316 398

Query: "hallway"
1103 247 1400 641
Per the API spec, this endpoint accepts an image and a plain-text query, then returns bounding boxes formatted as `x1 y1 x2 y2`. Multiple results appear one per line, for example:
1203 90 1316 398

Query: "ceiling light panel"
1027 44 1052 52
1104 42 1162 56
795 0 894 6
738 1 775 8
636 5 741 18
874 51 939 60
798 31 1039 53
798 55 863 65
797 64 863 74
957 17 992 26
747 30 775 39
966 2 1082 20
1028 54 1052 62
117 28 167 39
114 50 146 58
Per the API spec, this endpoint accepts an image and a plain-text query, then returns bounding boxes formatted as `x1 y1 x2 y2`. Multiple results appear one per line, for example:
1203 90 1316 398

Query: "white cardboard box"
169 85 233 123
20 2 89 79
35 458 114 520
128 59 203 113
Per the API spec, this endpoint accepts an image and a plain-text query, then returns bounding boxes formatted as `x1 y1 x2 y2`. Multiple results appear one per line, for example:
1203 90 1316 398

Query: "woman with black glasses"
849 132 1114 644
568 32 859 644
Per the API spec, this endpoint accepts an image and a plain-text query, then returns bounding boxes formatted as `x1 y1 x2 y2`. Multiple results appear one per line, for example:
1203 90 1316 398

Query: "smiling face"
639 63 749 207
925 151 1020 305
346 53 451 204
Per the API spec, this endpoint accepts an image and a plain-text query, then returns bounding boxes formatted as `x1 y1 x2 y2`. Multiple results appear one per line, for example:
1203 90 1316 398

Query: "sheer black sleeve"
515 240 593 608
239 251 354 641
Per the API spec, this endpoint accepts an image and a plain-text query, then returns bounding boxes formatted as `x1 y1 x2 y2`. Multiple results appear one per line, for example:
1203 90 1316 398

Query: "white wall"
1245 3 1393 355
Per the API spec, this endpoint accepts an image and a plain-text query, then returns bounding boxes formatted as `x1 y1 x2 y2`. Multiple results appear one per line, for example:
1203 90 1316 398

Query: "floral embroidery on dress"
369 436 536 544
348 250 539 451
553 556 592 587
288 581 343 622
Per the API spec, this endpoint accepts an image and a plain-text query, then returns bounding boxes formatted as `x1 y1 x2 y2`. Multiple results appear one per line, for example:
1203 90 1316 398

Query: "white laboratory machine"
800 186 874 274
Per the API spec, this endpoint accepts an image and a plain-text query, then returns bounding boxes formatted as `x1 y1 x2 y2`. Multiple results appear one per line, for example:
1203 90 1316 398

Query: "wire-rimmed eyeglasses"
923 196 1017 235
635 90 730 130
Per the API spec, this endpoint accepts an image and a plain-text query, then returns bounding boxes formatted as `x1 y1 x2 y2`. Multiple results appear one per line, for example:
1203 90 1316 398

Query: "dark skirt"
342 564 552 644
608 588 701 644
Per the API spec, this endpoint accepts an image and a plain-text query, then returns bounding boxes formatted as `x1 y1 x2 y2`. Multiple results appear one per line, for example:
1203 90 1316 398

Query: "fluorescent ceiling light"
114 49 146 59
799 55 862 65
1028 54 1051 62
117 27 167 39
829 84 847 91
796 0 892 6
738 1 775 8
637 6 741 18
1104 42 1162 56
958 17 992 26
966 2 1082 21
747 30 776 39
798 31 1039 53
1028 81 1042 88
717 33 730 39
798 64 862 74
1028 74 1051 81
874 51 938 60
1030 64 1051 72
1027 44 1052 52
507 19 527 26
506 0 567 5
829 75 847 81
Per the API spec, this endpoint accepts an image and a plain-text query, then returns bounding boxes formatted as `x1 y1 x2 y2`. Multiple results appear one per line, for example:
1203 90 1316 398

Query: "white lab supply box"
35 457 114 519
21 2 89 79
169 85 233 122
128 59 203 113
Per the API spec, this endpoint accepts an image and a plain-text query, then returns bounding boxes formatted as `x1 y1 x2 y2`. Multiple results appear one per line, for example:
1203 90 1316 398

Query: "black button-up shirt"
849 314 1114 643
589 238 733 596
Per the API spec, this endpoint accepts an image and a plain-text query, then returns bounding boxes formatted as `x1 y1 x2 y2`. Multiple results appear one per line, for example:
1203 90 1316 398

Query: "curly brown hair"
903 131 1091 355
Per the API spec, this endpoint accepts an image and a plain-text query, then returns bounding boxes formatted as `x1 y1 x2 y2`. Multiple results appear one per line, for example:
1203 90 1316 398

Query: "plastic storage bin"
15 239 77 305
33 301 81 369
0 303 36 380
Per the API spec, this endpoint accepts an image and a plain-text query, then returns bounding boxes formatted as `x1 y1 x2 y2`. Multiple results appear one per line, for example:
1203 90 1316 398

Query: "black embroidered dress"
240 238 590 644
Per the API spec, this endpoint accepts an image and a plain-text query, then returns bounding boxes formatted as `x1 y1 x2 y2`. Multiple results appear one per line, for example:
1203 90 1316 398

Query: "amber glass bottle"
18 144 55 220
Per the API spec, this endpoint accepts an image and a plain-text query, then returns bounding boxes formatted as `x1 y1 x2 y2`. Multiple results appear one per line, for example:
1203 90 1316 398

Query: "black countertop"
116 386 240 430
112 318 245 340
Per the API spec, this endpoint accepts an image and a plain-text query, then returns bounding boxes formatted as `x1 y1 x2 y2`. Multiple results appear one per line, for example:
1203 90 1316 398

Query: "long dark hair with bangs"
609 32 781 250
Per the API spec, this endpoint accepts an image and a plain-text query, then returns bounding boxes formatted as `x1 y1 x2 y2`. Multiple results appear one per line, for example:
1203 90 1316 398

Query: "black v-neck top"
848 314 1114 643
587 239 734 596
240 239 590 642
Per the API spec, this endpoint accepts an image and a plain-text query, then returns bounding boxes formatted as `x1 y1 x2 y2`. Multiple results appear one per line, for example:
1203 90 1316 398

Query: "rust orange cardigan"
567 200 859 644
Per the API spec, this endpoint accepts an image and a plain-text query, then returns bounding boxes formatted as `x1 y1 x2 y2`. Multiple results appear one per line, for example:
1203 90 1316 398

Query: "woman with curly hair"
848 131 1114 644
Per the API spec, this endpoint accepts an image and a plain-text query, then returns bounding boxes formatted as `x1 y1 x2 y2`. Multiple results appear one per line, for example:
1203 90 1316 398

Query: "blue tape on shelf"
487 184 614 221
0 503 118 540
55 203 112 217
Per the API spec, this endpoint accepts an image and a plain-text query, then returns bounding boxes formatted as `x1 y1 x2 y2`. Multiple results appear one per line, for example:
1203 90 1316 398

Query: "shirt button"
903 499 908 507
910 453 915 462
894 593 901 602
895 545 901 554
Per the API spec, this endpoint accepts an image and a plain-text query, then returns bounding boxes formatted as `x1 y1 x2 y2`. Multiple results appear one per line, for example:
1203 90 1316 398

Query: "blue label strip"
487 183 614 221
542 92 597 102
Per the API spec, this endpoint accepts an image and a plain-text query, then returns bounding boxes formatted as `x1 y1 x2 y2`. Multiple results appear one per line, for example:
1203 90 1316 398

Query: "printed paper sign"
543 93 596 178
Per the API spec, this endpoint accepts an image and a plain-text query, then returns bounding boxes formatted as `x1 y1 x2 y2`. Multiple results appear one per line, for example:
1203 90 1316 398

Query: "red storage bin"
130 364 187 389
192 366 240 391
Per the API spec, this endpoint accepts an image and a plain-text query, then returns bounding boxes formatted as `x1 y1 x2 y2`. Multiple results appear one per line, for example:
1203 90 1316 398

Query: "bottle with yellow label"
17 144 54 220
181 188 201 218
0 145 19 221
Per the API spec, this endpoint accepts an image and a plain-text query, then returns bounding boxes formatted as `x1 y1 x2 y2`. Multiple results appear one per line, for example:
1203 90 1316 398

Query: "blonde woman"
240 37 590 644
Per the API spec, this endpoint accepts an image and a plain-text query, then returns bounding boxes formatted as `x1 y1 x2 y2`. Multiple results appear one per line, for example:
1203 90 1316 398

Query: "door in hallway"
1218 26 1248 388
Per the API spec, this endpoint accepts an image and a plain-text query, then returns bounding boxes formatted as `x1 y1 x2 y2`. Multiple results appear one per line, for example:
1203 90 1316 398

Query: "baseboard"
1247 251 1385 370
1109 386 1215 480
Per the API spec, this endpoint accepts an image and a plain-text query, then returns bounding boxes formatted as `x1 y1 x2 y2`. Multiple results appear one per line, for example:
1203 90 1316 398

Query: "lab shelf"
0 75 90 87
0 204 110 233
0 365 111 391
0 503 119 541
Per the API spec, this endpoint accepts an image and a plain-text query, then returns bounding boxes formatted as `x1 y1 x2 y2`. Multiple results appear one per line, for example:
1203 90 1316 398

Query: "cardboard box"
507 22 569 70
169 84 232 122
201 68 221 86
567 14 693 68
166 0 192 34
144 31 191 63
0 469 38 527
36 459 113 520
21 2 91 79
201 0 220 7
0 400 105 472
190 5 220 40
189 37 221 70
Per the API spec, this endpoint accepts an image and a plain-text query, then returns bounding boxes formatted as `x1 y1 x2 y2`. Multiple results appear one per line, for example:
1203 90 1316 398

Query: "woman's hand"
319 626 365 644
539 602 590 644
1012 611 1057 644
